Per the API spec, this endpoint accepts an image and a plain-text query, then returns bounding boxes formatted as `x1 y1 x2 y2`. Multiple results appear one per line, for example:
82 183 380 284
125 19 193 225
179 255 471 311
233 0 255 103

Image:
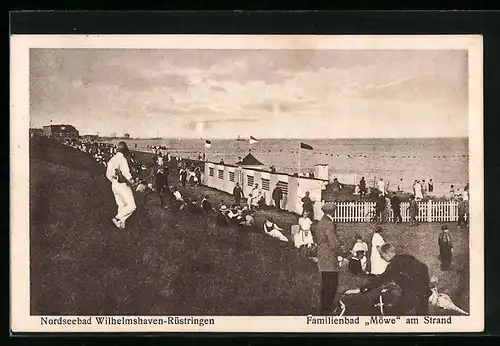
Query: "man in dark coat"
375 193 386 223
408 195 419 227
272 185 283 210
233 182 244 205
457 197 468 228
438 225 453 270
345 243 432 315
390 193 402 223
316 202 344 315
180 169 188 187
154 166 168 208
301 191 315 219
359 177 367 197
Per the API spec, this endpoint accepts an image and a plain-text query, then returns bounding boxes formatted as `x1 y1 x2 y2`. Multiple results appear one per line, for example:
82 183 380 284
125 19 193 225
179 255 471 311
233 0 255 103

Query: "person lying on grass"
184 197 201 214
263 217 289 242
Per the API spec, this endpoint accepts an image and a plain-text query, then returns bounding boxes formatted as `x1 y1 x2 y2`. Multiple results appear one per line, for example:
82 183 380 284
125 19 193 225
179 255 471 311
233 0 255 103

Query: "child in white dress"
348 234 368 274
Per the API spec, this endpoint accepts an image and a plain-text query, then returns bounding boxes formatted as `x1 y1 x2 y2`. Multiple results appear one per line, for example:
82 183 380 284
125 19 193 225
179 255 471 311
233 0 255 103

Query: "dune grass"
29 138 469 316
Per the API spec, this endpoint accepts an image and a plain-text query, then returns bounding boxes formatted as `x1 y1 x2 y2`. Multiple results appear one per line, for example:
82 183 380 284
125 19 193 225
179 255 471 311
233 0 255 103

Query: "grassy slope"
30 138 469 316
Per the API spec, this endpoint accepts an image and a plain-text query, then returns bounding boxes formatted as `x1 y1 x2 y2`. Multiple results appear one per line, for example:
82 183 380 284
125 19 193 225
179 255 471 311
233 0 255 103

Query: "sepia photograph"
11 34 483 333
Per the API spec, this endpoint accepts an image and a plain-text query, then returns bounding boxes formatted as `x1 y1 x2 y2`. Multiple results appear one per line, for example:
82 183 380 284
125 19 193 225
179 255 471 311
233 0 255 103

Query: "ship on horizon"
236 135 246 142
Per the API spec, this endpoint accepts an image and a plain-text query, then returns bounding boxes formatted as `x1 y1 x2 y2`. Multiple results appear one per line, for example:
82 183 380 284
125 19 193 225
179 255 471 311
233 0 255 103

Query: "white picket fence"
332 200 462 223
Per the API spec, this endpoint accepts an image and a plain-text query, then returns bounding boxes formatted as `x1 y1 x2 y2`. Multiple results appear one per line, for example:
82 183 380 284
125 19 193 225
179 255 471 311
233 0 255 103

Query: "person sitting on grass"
258 195 267 209
217 199 226 211
135 179 151 205
239 209 255 228
169 185 185 211
263 217 289 242
217 204 230 226
186 198 201 214
228 205 243 225
201 195 216 213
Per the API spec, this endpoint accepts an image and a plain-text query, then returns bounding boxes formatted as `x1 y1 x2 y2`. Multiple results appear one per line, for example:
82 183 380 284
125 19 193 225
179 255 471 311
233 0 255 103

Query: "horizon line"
99 136 469 140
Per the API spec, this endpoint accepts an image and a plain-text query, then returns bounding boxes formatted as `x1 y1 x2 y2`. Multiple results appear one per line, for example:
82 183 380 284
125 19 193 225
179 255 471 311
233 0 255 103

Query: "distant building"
29 128 43 137
42 124 79 139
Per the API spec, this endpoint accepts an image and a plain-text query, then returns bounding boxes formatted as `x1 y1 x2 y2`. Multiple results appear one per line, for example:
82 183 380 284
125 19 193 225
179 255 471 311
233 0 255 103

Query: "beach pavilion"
238 152 264 170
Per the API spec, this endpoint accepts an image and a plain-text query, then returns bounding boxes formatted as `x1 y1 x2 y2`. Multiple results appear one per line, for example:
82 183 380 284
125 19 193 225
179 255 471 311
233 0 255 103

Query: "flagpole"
298 142 301 176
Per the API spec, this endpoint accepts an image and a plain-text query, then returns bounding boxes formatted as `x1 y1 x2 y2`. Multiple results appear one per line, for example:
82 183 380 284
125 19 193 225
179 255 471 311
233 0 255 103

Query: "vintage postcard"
10 34 483 333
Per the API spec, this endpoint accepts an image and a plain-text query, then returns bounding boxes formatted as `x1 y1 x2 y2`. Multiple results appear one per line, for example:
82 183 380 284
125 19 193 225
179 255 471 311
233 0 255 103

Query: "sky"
29 49 468 139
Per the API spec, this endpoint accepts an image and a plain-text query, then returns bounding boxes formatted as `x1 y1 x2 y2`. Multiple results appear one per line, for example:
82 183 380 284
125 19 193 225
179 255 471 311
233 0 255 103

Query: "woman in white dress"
370 226 388 275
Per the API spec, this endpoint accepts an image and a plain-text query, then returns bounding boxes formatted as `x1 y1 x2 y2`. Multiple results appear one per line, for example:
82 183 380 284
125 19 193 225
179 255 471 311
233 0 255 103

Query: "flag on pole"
249 136 259 145
205 140 211 148
300 142 313 150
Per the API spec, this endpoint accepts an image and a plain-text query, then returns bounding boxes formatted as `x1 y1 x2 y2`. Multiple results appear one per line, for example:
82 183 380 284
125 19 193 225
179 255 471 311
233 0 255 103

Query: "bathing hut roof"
240 152 264 166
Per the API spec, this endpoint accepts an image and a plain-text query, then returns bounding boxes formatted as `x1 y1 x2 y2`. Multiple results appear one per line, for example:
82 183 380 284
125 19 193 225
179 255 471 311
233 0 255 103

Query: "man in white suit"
106 141 136 230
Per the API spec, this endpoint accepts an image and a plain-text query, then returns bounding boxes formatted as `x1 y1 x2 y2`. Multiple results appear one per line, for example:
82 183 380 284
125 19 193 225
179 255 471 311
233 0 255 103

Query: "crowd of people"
59 139 468 316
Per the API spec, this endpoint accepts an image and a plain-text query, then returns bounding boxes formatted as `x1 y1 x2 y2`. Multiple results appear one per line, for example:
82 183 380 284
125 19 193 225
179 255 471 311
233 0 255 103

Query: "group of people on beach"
58 139 467 316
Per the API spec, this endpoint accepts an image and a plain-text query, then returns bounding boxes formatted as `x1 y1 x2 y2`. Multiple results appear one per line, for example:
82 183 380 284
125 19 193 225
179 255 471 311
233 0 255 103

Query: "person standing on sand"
414 180 423 200
428 179 434 193
390 192 402 223
370 226 388 275
458 196 468 229
106 141 137 230
154 166 168 209
377 178 386 196
397 178 404 192
438 225 453 270
408 195 419 227
359 177 367 197
332 178 342 193
180 168 188 187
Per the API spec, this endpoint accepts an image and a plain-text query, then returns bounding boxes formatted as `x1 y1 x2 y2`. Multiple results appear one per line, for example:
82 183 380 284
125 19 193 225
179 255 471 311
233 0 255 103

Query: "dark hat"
117 141 129 153
321 202 337 213
441 225 449 230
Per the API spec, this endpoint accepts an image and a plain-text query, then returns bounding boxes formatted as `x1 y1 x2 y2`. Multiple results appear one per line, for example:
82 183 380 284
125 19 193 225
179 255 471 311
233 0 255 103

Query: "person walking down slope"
106 141 137 230
154 166 168 208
